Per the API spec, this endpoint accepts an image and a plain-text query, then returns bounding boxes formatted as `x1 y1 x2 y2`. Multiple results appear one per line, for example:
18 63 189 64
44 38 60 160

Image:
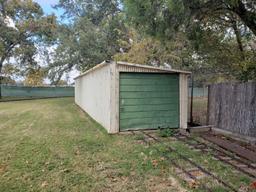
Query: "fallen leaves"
75 150 80 155
41 181 48 188
189 170 204 178
250 181 256 189
0 164 7 174
44 161 50 166
151 159 158 167
187 180 199 189
146 175 187 192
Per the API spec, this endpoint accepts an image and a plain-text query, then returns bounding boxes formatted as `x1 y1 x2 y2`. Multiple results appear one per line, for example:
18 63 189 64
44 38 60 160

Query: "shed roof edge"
117 61 191 74
74 61 110 80
74 61 191 80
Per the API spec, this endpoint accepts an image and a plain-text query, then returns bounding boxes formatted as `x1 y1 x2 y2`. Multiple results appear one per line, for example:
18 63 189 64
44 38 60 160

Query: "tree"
55 0 122 23
23 66 46 86
124 0 256 38
48 19 112 84
47 0 129 84
114 29 190 68
56 80 68 86
123 0 256 82
0 63 18 84
187 0 256 36
0 76 15 85
0 0 56 97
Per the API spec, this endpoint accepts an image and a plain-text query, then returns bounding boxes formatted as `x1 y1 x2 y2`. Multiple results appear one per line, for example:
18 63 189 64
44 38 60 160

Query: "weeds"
158 128 177 137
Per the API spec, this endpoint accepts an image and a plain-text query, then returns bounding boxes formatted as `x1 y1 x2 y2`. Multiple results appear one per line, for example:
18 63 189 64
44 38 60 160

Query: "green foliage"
123 0 256 82
48 0 129 84
57 80 68 86
0 63 19 84
47 20 111 84
123 0 189 39
114 29 191 69
50 0 255 84
158 128 177 137
134 133 145 141
0 76 15 84
23 66 46 86
0 0 57 89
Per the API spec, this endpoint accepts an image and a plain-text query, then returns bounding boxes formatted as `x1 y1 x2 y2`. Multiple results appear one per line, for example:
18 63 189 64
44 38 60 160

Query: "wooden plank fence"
208 82 256 137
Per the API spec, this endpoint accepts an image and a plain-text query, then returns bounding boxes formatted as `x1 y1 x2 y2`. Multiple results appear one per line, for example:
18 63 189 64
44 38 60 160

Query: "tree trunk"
0 43 17 99
0 58 3 99
232 0 256 37
0 54 7 99
232 20 245 60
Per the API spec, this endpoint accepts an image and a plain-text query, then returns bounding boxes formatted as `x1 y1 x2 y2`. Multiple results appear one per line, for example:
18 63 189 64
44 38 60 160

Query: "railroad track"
173 132 256 179
132 130 240 192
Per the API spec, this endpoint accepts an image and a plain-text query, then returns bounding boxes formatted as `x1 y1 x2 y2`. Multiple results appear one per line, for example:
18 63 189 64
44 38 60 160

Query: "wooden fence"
208 82 256 137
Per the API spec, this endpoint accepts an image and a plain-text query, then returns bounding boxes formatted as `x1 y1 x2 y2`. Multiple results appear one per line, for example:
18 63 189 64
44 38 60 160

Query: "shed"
75 61 191 133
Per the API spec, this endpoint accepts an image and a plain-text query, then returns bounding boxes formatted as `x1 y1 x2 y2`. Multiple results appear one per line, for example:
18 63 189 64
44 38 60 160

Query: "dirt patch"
0 164 7 174
145 175 187 192
100 168 187 192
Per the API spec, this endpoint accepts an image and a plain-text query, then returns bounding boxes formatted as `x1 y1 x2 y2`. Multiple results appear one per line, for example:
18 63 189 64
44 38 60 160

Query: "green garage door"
120 73 180 131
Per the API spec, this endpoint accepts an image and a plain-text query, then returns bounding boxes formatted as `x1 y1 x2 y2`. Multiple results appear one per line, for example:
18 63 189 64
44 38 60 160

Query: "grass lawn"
0 98 253 192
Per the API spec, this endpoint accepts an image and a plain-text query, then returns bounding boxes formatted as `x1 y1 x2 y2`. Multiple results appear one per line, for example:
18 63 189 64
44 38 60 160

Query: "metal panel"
75 64 112 132
117 61 191 74
120 73 180 131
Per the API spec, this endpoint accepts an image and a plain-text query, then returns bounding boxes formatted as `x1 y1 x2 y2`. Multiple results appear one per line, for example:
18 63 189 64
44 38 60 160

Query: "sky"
34 0 63 18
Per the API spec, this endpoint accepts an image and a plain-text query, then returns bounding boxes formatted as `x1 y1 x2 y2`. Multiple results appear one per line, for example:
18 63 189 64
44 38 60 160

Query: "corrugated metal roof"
74 61 191 79
117 61 191 74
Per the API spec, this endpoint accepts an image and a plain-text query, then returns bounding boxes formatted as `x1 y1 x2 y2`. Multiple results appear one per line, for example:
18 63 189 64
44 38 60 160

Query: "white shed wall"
75 64 112 132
